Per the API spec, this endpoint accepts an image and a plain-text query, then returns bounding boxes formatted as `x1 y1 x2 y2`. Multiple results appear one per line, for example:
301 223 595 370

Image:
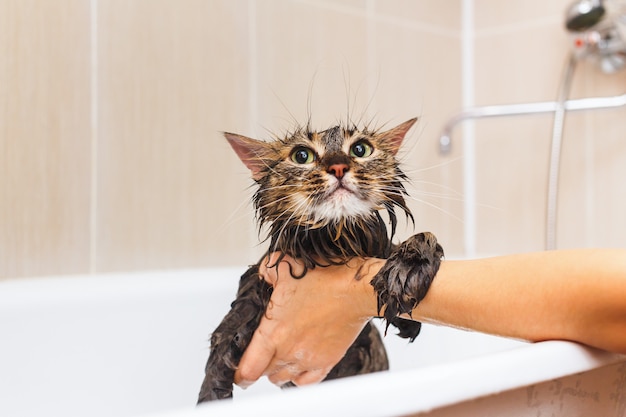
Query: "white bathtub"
1 268 624 417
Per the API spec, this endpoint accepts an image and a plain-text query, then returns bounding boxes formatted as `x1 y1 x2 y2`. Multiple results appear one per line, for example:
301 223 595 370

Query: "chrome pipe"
439 93 626 154
546 54 578 251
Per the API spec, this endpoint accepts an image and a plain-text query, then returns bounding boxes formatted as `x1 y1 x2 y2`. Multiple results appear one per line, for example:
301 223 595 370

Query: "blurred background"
2 0 625 279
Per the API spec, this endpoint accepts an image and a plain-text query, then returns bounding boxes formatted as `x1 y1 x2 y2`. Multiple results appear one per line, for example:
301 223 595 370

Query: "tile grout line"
462 0 477 258
474 15 562 39
248 0 258 136
247 0 260 259
365 0 375 116
297 0 460 40
583 74 595 247
89 0 99 274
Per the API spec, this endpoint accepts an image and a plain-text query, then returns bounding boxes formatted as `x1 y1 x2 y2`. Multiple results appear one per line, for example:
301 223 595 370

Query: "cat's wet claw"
371 232 444 332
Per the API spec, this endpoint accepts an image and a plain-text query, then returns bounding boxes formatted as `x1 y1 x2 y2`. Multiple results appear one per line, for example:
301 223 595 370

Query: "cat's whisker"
405 195 466 224
255 193 297 212
401 156 464 175
215 187 258 234
405 182 503 212
377 184 457 202
410 190 465 201
407 179 464 196
219 199 253 229
263 184 304 191
269 196 312 252
411 192 503 212
269 86 303 133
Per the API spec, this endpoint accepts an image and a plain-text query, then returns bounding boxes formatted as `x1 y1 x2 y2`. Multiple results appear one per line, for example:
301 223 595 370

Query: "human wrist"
354 258 385 319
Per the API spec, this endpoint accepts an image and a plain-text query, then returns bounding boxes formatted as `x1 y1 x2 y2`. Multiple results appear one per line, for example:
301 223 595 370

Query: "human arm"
416 249 626 351
234 249 626 387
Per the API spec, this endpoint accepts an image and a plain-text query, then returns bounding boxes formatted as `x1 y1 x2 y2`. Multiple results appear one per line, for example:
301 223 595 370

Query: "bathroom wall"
1 1 93 278
473 0 626 254
0 0 463 279
2 0 625 279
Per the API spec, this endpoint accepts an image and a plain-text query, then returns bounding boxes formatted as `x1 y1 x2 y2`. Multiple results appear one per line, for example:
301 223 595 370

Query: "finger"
234 329 276 389
266 363 300 386
266 368 293 386
260 253 306 283
282 256 305 278
259 253 283 286
291 367 331 386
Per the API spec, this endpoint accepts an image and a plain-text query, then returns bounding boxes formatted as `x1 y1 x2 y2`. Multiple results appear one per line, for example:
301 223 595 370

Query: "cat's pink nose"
328 164 349 179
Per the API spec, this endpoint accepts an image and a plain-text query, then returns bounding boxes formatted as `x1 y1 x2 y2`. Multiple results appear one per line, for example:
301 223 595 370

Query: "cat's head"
225 118 416 232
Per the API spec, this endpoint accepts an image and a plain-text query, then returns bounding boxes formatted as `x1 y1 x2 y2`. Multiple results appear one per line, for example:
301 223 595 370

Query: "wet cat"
197 118 443 402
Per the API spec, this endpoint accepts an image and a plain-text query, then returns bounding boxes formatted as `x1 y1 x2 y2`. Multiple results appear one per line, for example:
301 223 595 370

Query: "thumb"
260 253 305 286
259 253 282 286
234 327 276 389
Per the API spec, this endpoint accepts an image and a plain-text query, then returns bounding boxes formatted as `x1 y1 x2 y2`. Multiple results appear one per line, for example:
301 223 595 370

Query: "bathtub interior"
0 267 526 417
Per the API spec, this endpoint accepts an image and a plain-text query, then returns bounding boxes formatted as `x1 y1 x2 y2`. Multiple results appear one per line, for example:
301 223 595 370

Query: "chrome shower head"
566 0 606 31
565 0 626 72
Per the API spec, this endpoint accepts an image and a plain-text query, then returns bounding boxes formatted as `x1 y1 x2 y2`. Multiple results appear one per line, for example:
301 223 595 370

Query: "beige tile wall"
474 0 626 254
1 0 92 278
1 0 463 279
96 0 256 271
3 0 623 279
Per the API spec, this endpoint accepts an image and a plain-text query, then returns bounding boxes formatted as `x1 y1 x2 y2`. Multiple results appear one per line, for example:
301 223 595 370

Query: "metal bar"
439 93 626 153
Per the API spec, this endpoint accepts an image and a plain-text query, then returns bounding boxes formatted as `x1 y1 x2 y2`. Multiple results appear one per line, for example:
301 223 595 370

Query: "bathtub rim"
186 341 624 417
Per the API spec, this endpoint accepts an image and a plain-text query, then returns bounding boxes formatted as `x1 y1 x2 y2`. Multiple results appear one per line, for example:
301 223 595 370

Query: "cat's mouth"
305 176 376 224
326 179 370 208
330 187 353 201
329 181 357 197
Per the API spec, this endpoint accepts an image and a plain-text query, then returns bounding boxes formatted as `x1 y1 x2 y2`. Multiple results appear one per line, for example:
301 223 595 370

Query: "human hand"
234 253 383 388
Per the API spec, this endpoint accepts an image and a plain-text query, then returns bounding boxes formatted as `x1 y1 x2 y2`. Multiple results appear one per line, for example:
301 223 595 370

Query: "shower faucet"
438 0 626 252
566 0 626 72
566 0 606 31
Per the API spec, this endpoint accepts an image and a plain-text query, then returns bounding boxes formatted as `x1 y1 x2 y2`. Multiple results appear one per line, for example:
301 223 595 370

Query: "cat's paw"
389 316 422 342
371 232 444 329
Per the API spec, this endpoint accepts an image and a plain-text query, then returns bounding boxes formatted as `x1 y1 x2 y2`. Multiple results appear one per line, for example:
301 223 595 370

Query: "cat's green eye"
291 147 316 164
350 141 373 158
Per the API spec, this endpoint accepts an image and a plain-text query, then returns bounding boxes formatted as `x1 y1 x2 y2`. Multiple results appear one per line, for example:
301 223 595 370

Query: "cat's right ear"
224 132 271 181
380 117 418 155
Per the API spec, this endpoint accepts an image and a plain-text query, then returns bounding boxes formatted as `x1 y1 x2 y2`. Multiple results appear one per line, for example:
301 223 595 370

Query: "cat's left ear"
380 118 418 155
224 132 272 181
